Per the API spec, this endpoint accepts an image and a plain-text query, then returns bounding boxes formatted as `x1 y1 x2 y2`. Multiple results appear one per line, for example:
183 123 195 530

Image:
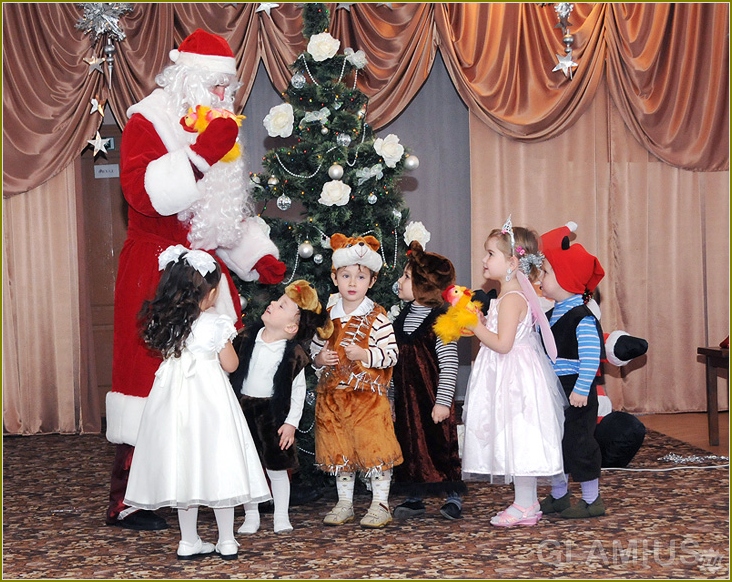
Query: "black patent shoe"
110 509 169 531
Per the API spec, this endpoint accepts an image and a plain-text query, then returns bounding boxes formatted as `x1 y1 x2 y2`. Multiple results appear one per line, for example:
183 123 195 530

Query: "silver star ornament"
553 51 578 79
88 132 112 156
90 98 105 116
84 55 105 75
256 3 279 17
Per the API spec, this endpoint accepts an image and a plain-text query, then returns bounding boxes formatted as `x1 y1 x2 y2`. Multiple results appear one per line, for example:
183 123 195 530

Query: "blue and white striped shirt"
549 295 601 397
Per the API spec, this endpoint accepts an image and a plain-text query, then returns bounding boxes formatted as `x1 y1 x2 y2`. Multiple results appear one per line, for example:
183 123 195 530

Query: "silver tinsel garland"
75 3 133 43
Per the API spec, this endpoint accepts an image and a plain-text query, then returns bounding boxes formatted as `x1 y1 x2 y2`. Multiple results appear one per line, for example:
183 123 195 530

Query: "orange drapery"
3 3 727 196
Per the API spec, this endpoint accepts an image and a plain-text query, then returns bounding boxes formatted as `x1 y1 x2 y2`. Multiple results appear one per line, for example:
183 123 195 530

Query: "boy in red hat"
538 223 607 518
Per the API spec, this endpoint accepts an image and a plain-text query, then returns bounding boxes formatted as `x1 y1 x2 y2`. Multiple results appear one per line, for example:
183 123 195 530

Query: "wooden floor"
638 411 729 457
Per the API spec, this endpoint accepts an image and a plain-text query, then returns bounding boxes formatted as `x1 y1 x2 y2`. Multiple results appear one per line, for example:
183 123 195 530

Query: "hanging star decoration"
337 3 354 11
75 3 133 43
88 131 112 156
83 55 105 75
256 3 279 17
90 97 105 116
553 52 578 78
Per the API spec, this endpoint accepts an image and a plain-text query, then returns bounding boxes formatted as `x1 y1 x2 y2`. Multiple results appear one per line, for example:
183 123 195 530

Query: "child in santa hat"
538 222 607 518
391 240 466 521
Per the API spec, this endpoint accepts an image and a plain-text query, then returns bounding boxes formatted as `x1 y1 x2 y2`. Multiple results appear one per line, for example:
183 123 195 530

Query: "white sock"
551 474 569 499
213 507 236 544
369 469 392 508
177 507 199 544
237 501 260 534
268 469 293 533
507 476 538 518
336 471 355 505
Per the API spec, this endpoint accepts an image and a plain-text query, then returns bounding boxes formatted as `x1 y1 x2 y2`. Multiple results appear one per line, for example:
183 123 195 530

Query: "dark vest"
547 303 605 362
229 321 311 426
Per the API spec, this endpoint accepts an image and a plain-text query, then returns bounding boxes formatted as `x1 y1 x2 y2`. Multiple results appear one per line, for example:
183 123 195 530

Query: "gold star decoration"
553 51 578 79
89 97 105 117
256 3 279 17
88 131 112 156
83 55 105 75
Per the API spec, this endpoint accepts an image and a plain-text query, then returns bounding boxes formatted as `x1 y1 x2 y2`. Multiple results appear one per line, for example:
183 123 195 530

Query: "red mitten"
254 254 286 285
189 116 239 167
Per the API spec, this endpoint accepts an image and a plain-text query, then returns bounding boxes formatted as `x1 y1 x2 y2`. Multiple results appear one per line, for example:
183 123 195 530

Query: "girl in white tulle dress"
462 218 566 527
124 245 271 560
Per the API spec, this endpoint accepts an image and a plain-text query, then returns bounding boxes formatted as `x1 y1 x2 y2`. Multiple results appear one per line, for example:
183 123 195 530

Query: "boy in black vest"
230 280 332 534
538 223 607 519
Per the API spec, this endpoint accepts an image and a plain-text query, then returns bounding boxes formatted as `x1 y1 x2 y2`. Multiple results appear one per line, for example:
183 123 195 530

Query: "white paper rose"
318 180 351 207
403 221 431 249
373 134 404 168
344 47 368 69
307 32 340 62
263 103 294 138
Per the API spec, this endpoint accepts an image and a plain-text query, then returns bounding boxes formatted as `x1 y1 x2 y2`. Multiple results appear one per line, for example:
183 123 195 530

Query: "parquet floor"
639 411 729 456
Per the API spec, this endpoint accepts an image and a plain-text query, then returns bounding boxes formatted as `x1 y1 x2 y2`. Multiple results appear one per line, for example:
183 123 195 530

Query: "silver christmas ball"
291 72 306 89
368 193 378 205
313 253 323 265
328 163 344 180
337 133 352 147
298 240 314 259
276 194 292 211
321 126 329 135
239 296 248 310
392 209 402 225
305 390 316 406
392 281 400 295
404 155 420 170
250 174 261 184
268 176 280 186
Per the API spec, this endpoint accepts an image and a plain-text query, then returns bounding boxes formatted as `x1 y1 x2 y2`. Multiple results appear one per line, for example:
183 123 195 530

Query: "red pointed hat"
541 224 604 295
169 29 236 75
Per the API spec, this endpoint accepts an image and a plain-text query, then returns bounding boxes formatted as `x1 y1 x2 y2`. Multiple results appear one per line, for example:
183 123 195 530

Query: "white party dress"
461 291 566 483
124 311 271 510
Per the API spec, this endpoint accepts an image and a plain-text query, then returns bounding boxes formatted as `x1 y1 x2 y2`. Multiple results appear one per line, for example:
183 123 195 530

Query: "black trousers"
559 375 602 482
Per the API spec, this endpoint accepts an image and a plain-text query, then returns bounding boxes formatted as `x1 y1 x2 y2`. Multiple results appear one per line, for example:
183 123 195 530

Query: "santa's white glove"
216 217 285 283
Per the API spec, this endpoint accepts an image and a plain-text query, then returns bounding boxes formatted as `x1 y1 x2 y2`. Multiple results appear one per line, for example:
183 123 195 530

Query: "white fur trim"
566 221 578 232
185 145 212 173
145 149 202 215
332 244 383 272
605 330 630 367
170 49 236 75
105 391 147 446
216 217 279 280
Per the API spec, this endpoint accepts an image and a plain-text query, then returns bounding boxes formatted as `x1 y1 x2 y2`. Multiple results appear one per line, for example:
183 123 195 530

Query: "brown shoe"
539 492 571 514
560 496 606 519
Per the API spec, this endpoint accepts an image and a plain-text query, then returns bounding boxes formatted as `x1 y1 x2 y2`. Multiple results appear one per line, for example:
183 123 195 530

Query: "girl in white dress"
462 217 566 527
124 245 271 560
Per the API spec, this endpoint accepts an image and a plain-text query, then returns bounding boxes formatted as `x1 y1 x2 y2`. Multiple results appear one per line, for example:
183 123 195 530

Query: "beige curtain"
470 82 729 414
2 3 728 433
3 163 100 434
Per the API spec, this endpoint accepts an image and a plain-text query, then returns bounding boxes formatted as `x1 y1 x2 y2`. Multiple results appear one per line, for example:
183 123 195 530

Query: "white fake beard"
178 148 254 251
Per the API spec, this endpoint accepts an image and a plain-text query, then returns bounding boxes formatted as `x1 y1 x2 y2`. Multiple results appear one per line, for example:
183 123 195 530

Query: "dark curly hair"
139 253 222 359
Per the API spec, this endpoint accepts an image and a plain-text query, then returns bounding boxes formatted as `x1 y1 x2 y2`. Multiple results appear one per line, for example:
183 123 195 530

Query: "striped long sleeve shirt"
549 295 601 397
401 304 459 407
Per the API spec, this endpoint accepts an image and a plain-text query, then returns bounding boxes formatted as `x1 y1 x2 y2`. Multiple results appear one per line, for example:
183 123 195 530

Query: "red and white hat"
541 222 604 295
169 29 237 76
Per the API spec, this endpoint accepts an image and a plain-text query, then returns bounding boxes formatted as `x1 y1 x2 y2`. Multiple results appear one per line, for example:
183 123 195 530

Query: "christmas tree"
235 3 422 493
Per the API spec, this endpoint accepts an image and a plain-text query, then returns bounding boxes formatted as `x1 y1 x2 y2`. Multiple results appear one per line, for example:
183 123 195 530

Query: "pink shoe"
490 502 542 527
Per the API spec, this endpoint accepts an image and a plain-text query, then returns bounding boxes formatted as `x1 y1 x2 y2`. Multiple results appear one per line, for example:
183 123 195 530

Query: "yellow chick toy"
182 105 246 163
433 285 483 344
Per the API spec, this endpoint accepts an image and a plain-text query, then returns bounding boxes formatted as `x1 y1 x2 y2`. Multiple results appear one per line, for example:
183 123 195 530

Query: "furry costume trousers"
240 395 298 471
315 388 402 475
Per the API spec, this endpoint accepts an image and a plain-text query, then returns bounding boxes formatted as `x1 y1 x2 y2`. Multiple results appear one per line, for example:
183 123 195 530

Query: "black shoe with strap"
393 500 426 519
108 509 169 531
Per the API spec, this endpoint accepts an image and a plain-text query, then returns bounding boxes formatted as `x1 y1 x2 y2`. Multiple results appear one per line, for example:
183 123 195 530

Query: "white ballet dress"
124 311 272 510
461 291 566 484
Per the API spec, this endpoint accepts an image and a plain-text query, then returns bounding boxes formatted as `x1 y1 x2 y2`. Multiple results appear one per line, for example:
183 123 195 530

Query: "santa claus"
105 29 285 530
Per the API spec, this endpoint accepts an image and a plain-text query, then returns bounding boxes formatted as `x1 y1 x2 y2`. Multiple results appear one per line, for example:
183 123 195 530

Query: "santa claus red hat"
169 29 237 76
541 222 605 295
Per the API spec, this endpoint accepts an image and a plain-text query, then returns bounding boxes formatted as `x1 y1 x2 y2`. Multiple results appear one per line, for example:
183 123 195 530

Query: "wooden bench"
697 346 729 446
